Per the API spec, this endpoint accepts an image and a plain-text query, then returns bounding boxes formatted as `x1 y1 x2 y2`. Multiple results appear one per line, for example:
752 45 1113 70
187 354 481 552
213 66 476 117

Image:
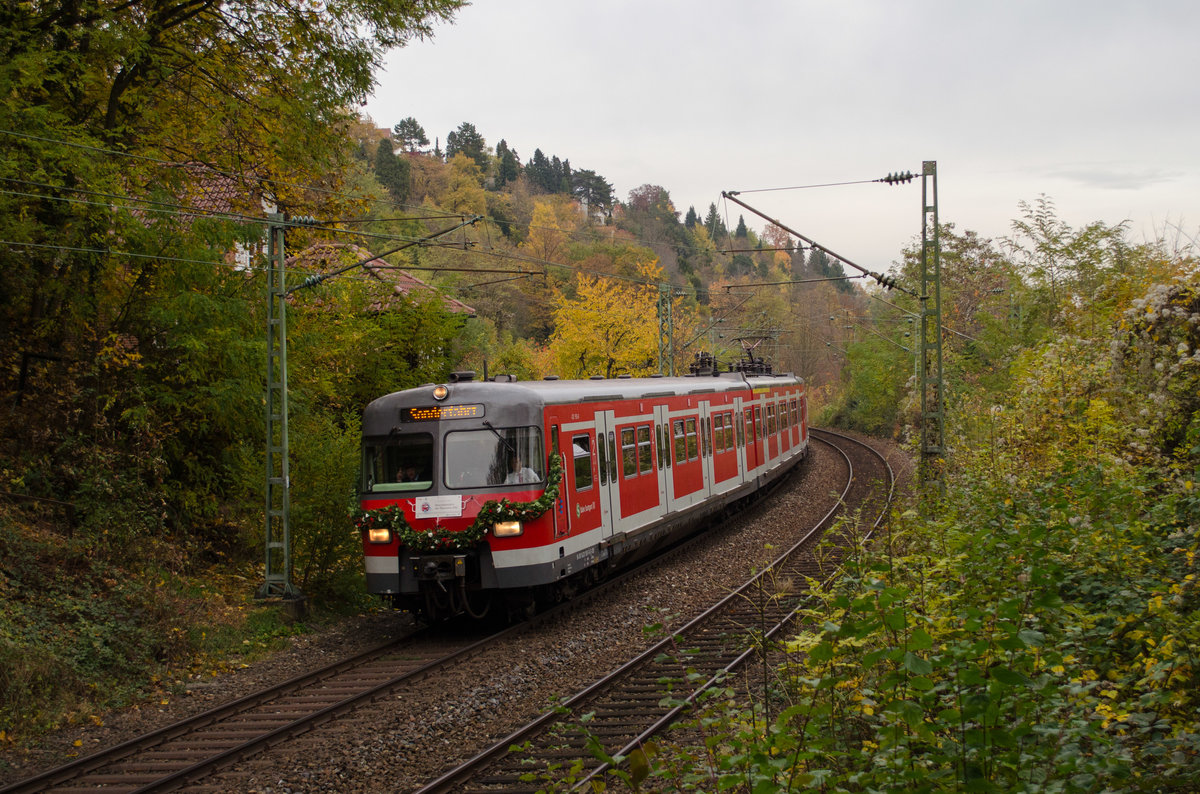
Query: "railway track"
3 430 892 793
414 428 894 792
0 625 510 793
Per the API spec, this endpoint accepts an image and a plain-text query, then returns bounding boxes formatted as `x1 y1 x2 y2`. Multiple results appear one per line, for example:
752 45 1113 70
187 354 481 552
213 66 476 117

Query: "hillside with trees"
2 1 1198 788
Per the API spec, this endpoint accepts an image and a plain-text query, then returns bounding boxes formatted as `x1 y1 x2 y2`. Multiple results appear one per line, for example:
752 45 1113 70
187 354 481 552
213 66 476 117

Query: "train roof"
370 371 799 409
361 371 804 436
485 371 800 403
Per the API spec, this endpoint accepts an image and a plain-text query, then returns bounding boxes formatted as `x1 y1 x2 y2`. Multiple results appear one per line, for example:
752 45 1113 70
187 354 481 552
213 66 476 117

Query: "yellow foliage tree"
522 196 581 264
439 153 488 215
547 273 661 379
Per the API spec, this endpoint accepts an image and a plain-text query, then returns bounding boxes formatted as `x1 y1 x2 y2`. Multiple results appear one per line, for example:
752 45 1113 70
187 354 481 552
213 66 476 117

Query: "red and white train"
358 361 808 620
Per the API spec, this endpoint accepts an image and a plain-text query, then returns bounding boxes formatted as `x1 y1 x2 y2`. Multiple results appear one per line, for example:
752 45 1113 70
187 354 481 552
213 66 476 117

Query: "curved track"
415 429 895 792
3 430 893 793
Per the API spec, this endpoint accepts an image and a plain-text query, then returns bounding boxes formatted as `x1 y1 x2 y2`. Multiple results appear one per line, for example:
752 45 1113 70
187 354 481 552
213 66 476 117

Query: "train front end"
358 376 552 621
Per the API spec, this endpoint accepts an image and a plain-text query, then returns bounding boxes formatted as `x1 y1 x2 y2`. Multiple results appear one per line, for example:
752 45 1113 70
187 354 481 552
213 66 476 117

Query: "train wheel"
504 593 537 622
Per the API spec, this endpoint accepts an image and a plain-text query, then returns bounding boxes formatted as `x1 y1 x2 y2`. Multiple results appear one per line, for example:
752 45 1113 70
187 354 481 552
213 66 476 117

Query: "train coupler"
411 554 467 583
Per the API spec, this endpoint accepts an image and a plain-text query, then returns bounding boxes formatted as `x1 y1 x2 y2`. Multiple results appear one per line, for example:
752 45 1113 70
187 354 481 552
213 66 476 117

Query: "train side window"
767 404 777 436
572 434 593 491
780 404 789 431
598 432 608 486
712 413 725 452
724 412 735 449
745 409 754 445
608 430 618 482
637 425 652 474
621 428 637 478
655 424 664 469
673 419 686 464
791 399 799 427
685 417 699 460
736 411 745 448
755 408 764 441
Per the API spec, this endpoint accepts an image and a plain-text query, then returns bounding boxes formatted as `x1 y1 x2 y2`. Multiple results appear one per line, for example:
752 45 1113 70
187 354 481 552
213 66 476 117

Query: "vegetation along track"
0 624 513 793
4 431 892 793
416 428 895 793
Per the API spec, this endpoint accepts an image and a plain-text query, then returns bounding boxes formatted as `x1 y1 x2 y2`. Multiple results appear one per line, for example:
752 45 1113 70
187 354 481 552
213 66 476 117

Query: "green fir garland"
354 453 564 553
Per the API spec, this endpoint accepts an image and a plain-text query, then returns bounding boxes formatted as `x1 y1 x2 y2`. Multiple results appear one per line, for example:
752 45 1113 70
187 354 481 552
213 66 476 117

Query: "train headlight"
492 520 523 537
367 527 392 544
432 384 449 401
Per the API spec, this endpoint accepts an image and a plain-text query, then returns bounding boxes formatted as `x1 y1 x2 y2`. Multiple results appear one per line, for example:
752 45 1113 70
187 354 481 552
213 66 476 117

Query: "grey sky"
365 0 1200 270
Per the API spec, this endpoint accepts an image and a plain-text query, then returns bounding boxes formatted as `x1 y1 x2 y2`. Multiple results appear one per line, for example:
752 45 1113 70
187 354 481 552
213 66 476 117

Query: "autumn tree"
0 0 467 558
1005 194 1130 332
439 153 488 215
547 273 661 379
622 184 692 275
522 196 581 264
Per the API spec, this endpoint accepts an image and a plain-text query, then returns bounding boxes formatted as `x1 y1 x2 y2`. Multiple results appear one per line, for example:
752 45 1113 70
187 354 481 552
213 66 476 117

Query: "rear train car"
357 368 808 621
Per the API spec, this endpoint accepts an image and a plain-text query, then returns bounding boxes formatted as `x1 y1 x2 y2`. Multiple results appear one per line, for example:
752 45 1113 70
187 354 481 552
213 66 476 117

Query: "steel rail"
576 431 897 791
0 625 515 793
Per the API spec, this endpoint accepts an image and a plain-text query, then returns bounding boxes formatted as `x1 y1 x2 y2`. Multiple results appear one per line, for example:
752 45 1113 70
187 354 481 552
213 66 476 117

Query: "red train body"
358 369 808 620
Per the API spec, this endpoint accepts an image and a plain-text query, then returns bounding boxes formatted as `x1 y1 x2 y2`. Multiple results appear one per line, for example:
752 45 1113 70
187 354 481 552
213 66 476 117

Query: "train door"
560 422 603 539
777 398 787 453
699 401 715 499
733 396 748 485
550 425 568 538
653 404 672 510
745 402 764 474
766 402 779 461
595 410 619 539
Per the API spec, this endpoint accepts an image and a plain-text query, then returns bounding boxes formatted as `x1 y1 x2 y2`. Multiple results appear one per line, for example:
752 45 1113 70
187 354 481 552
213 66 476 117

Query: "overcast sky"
365 0 1200 271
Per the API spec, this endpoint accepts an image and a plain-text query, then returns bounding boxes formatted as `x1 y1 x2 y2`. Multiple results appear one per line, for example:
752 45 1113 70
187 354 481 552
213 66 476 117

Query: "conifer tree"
573 170 614 212
392 117 430 152
374 139 411 202
704 203 727 240
445 122 488 169
495 140 519 187
527 149 552 192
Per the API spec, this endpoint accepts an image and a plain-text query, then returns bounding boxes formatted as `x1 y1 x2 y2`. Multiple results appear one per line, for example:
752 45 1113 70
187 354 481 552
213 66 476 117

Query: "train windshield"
361 433 434 493
444 426 544 489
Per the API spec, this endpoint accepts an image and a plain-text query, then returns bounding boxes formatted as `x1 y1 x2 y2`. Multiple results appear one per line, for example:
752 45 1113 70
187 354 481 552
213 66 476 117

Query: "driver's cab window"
362 433 434 493
444 426 544 489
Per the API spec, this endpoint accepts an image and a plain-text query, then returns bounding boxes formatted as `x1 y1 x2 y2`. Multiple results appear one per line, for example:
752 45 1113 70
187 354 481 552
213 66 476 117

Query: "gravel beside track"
2 433 905 793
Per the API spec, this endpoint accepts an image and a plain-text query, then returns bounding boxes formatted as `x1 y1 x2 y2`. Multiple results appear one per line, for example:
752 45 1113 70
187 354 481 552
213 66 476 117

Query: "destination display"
402 404 484 421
